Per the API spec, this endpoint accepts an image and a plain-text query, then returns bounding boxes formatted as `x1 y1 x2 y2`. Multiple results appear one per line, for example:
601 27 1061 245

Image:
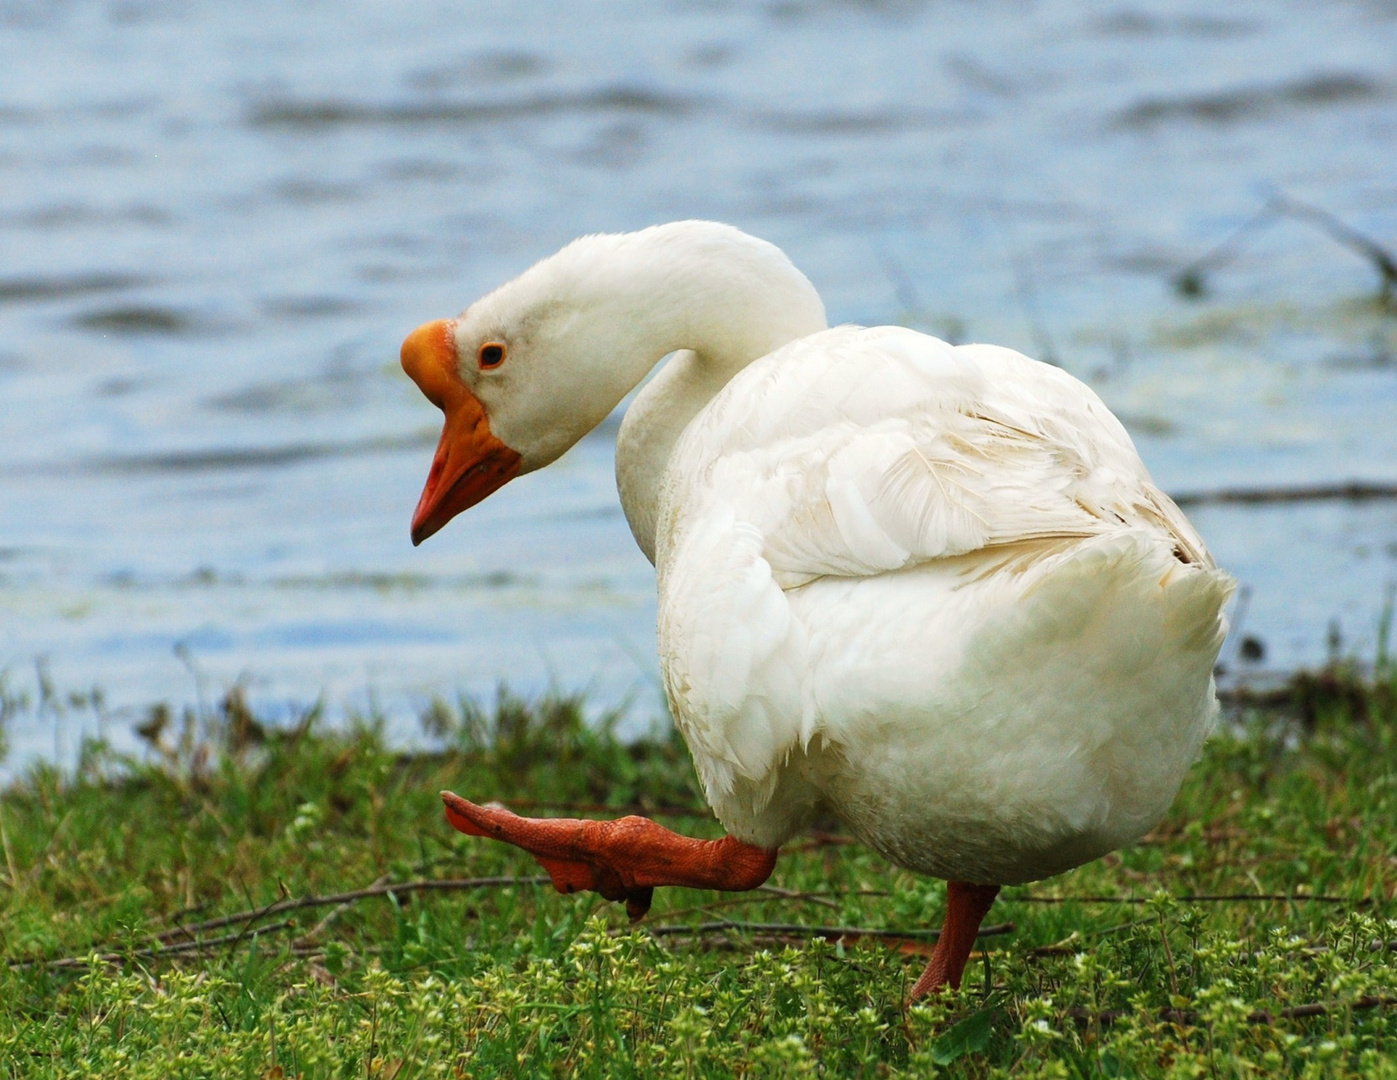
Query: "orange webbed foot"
441 791 776 921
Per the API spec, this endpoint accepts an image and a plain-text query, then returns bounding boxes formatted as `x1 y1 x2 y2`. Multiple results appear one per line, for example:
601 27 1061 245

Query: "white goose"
403 221 1233 999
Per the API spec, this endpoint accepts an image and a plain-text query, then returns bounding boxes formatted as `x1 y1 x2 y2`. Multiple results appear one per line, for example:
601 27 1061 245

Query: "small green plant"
0 676 1392 1077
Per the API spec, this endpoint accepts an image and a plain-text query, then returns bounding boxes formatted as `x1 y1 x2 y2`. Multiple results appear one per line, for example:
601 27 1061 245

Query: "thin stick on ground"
656 885 890 921
641 919 1016 943
1030 920 1152 955
1013 892 1371 905
470 798 713 818
24 921 298 971
152 875 553 941
14 876 555 971
295 874 390 948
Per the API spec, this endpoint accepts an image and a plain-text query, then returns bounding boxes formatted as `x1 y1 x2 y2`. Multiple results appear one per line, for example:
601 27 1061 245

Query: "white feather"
655 325 1231 870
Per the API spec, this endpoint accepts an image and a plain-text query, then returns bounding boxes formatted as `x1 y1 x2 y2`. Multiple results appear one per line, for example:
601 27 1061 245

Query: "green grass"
0 672 1394 1079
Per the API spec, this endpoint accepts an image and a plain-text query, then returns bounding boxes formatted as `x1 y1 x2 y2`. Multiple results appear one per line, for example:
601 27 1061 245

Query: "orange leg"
441 791 777 921
908 881 1001 1001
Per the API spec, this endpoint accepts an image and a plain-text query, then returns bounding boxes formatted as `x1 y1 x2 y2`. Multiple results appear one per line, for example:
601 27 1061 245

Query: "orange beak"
401 319 522 545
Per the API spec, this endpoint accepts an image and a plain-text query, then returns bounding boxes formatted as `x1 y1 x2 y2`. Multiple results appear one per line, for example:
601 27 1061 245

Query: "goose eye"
478 342 506 369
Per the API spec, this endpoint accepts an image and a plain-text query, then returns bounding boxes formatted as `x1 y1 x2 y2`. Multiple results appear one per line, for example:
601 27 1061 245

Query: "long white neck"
614 350 738 563
572 224 828 561
466 223 827 559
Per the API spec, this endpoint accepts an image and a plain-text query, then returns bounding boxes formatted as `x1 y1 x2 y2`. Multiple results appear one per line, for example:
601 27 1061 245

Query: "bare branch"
1170 481 1397 509
640 919 1015 943
13 876 555 971
154 875 552 941
1269 194 1397 304
25 921 297 971
1173 193 1397 305
1013 892 1369 905
475 798 712 818
295 874 390 947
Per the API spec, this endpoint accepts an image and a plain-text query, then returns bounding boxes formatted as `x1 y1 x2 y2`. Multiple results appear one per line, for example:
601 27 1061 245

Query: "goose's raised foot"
441 791 778 921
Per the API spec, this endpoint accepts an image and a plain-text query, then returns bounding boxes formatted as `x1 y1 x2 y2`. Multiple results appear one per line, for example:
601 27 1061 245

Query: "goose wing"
655 326 1212 808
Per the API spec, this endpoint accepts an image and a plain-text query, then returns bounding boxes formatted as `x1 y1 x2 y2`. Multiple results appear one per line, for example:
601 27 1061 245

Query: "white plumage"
417 220 1233 892
653 325 1231 883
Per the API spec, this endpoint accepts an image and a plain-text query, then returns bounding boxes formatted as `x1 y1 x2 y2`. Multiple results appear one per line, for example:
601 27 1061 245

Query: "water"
2 0 1395 768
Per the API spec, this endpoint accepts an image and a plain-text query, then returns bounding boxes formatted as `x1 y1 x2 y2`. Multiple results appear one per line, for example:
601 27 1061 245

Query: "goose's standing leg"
441 792 777 921
908 881 1002 1001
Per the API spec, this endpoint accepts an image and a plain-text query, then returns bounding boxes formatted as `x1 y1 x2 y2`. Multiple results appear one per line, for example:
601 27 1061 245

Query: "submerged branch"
1169 481 1397 508
1174 193 1397 306
1269 194 1397 305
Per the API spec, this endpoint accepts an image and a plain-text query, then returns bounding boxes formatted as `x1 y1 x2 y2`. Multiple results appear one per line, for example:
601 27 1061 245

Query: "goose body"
647 325 1228 883
407 221 1233 995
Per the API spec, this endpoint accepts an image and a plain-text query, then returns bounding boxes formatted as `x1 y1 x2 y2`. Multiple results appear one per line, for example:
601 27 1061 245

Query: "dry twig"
1170 481 1397 509
154 875 552 942
10 876 554 971
1013 892 1369 905
471 798 712 818
1174 193 1397 306
641 919 1015 944
25 921 297 971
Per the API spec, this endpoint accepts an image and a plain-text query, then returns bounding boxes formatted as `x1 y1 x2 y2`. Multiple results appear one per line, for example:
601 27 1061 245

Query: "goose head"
399 248 648 545
400 221 827 545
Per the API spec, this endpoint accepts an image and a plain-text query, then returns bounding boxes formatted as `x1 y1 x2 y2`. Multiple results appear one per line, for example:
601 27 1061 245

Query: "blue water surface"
1 0 1395 769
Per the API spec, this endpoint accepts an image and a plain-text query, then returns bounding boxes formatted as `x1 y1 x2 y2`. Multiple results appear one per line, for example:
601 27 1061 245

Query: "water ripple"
1117 72 1385 128
19 432 437 477
246 86 701 130
0 272 151 304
